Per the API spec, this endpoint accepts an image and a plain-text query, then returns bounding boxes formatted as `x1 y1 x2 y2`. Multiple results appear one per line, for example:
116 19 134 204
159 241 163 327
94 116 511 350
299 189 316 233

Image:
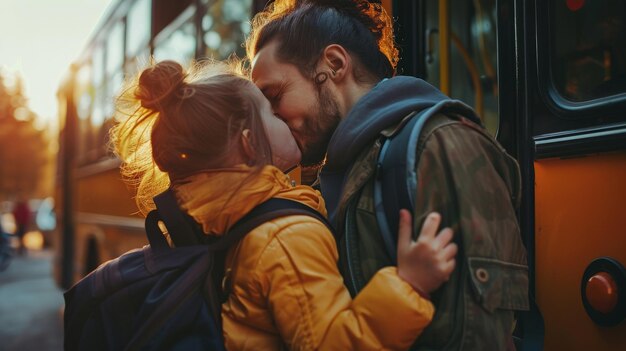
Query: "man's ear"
322 44 350 81
240 129 256 165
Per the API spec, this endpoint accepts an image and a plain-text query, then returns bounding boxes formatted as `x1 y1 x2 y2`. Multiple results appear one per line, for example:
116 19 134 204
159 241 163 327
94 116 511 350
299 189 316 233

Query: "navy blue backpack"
374 108 481 264
64 189 331 351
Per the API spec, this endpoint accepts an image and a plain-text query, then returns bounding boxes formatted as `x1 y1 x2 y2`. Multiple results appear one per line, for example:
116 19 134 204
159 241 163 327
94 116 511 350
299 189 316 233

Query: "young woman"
113 60 457 350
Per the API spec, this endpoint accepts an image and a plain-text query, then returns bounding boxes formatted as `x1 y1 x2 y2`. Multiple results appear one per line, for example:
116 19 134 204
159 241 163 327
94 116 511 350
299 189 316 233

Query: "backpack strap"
374 110 430 263
211 197 334 251
145 210 170 250
150 188 334 251
153 188 204 247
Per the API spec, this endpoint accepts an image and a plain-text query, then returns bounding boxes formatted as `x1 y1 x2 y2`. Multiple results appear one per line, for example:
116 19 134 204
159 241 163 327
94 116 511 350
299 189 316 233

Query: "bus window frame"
152 4 197 62
125 0 152 58
393 0 515 152
535 0 626 120
199 0 254 60
105 20 126 78
392 0 426 78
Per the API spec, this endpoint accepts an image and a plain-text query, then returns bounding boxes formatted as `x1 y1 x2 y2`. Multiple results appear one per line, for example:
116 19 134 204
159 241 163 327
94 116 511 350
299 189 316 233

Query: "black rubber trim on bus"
534 123 626 159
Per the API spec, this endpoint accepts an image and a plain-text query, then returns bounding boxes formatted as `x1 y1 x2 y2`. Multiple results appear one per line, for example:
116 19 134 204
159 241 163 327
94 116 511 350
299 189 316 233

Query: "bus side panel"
75 167 141 217
72 167 146 280
535 152 626 350
72 222 145 282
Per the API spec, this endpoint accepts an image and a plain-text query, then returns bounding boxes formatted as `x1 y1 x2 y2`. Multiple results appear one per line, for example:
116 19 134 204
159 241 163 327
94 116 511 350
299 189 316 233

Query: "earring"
314 72 329 85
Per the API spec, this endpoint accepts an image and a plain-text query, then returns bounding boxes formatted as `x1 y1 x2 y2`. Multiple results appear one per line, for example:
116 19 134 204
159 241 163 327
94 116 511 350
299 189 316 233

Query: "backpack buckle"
221 268 232 295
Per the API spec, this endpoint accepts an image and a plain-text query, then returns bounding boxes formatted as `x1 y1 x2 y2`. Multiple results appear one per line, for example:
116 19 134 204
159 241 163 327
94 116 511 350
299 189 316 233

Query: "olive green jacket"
319 77 529 350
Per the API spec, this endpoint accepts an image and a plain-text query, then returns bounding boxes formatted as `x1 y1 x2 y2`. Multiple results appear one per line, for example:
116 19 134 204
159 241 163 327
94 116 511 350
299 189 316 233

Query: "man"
247 1 528 349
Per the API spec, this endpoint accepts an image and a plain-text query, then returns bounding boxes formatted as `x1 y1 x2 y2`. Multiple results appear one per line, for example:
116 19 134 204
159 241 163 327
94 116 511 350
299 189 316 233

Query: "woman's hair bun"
136 60 186 111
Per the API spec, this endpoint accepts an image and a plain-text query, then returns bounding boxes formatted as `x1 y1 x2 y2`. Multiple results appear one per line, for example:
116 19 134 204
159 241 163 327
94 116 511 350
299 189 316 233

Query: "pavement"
0 249 64 351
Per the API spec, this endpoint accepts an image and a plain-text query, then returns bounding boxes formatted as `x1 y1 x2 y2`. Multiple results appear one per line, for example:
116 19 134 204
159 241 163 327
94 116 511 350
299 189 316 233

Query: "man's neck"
339 81 376 118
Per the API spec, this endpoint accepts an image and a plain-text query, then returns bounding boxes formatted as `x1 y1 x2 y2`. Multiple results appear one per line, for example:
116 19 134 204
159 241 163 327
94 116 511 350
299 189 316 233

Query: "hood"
320 76 478 222
174 165 326 235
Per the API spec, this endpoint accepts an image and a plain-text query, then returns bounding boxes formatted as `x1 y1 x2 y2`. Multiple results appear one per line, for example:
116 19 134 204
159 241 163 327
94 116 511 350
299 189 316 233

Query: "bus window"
92 45 105 89
127 0 151 54
90 43 107 161
76 66 93 122
90 20 125 161
75 65 94 164
105 21 125 78
551 0 626 102
91 52 106 132
79 44 105 165
153 10 196 65
126 0 151 73
423 0 499 135
202 0 252 59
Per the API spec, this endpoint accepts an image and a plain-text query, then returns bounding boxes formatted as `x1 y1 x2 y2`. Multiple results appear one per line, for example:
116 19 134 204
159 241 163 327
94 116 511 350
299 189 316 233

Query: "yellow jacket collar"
173 165 326 235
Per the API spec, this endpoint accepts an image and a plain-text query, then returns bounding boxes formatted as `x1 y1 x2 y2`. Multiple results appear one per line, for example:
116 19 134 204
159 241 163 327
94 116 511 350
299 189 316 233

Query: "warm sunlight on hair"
111 58 248 215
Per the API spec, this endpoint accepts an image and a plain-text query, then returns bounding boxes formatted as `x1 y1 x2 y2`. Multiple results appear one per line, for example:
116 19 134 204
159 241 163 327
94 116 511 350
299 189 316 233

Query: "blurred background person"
12 199 30 255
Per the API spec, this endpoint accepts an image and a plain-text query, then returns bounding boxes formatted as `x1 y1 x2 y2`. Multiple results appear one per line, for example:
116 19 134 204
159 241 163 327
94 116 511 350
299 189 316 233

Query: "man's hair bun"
308 0 384 34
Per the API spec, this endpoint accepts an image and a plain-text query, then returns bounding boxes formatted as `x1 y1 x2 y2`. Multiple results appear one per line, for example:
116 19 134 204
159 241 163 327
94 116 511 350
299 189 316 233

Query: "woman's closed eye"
267 93 282 108
266 82 288 109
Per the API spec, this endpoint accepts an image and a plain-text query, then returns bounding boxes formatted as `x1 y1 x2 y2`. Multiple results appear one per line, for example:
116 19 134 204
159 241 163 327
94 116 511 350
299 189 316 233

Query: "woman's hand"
396 210 457 298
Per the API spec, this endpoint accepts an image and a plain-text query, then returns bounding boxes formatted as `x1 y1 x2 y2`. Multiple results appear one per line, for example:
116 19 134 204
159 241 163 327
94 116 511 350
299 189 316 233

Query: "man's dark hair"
246 0 398 83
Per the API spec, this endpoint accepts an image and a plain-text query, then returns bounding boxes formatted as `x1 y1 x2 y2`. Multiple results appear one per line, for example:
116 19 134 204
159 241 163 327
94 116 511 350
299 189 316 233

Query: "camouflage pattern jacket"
319 77 529 350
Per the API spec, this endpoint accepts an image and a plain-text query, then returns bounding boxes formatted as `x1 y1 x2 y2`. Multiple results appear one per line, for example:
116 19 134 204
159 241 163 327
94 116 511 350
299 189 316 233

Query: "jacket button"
476 268 490 283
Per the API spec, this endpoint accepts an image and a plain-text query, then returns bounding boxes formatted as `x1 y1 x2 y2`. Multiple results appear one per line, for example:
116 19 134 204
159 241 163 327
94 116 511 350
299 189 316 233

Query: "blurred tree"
0 72 50 200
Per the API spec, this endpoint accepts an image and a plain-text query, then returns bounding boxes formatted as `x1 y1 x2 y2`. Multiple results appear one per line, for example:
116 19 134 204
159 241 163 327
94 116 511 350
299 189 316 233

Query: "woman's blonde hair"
111 60 272 215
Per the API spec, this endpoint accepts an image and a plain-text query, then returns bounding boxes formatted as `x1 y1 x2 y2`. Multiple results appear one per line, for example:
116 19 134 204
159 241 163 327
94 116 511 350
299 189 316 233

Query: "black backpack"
64 189 331 351
374 109 481 263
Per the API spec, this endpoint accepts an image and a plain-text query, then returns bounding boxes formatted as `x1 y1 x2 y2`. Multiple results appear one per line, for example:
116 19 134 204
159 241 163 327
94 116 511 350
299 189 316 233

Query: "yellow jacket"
174 165 434 350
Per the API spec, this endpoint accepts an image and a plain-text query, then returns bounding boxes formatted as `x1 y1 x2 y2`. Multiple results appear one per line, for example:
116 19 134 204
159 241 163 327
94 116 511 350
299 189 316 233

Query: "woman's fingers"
441 242 458 261
434 227 454 249
442 258 456 278
397 209 413 252
419 212 441 241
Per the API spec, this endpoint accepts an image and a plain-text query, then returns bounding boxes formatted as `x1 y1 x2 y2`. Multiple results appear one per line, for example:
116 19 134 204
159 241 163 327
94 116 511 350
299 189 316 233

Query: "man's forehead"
251 41 283 86
251 44 270 69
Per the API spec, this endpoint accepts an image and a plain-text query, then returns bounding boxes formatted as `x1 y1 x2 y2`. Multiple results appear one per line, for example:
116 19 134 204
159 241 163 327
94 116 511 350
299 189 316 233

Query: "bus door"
393 0 626 349
529 0 626 349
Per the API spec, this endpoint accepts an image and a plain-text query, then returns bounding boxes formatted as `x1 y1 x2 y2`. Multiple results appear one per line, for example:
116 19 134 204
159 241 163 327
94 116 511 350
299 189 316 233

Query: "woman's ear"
240 129 256 165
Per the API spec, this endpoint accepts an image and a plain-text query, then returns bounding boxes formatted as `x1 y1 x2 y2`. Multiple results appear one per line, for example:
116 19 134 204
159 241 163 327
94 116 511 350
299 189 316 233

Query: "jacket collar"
173 165 326 235
320 76 477 222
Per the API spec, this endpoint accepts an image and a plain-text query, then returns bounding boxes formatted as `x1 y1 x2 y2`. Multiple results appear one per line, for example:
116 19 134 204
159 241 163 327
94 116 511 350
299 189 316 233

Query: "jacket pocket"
467 257 530 313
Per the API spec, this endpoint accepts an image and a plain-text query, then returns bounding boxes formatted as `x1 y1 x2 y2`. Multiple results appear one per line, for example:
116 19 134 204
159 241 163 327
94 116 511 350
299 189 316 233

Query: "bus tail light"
581 257 626 326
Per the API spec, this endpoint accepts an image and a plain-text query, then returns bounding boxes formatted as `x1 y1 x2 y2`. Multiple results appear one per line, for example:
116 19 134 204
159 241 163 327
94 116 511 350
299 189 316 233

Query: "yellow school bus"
384 0 626 349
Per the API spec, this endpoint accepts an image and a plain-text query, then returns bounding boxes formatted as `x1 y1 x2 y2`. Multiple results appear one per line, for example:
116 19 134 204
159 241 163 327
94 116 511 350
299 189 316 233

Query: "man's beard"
299 86 341 167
